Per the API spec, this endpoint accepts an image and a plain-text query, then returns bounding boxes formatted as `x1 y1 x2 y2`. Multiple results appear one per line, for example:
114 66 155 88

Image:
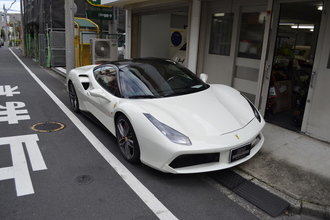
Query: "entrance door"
302 2 330 142
263 1 323 131
233 6 267 103
201 3 267 103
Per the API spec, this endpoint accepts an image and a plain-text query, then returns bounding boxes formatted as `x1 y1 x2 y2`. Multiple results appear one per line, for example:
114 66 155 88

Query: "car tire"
116 115 141 164
68 82 80 113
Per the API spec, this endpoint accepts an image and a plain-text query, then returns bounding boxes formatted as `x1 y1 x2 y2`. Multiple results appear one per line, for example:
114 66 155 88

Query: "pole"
125 10 131 59
13 16 16 46
20 0 25 55
65 0 75 74
187 0 201 72
3 6 9 46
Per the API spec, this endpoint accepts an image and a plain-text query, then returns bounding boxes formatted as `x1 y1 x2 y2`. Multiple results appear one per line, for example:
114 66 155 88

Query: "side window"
209 13 234 56
94 66 119 96
238 12 266 59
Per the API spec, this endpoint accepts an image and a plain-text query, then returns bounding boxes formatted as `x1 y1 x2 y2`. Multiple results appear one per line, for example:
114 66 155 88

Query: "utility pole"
65 0 75 74
20 0 25 55
108 6 118 35
3 4 9 46
13 16 16 46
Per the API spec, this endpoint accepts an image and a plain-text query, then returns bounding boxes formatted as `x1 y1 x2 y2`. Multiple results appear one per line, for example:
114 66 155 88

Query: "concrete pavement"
237 123 330 219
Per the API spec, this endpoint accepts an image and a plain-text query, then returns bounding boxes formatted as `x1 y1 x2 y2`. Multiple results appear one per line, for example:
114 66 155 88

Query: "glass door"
263 1 323 131
201 2 268 96
232 6 267 103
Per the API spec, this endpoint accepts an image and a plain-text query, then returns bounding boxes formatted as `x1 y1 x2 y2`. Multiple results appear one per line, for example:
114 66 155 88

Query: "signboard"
171 31 182 47
85 0 112 8
89 0 101 4
87 10 113 20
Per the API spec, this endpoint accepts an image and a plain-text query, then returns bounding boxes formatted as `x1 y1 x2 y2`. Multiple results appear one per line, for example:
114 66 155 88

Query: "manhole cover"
76 175 94 185
30 122 65 132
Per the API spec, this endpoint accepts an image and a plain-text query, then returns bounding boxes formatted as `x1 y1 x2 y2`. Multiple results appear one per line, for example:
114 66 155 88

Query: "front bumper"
137 118 265 174
162 132 264 174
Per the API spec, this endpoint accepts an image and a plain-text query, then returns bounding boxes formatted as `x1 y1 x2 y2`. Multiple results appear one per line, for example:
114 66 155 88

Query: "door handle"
310 71 316 88
265 65 271 79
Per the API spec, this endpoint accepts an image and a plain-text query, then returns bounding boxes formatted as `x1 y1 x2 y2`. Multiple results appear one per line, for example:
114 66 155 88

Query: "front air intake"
169 153 220 168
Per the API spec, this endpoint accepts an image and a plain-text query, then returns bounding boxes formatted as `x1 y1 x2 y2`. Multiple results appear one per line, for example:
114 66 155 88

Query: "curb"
51 67 67 77
234 168 330 219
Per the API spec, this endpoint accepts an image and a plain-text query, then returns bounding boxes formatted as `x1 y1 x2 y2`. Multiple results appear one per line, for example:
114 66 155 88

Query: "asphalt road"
0 47 278 220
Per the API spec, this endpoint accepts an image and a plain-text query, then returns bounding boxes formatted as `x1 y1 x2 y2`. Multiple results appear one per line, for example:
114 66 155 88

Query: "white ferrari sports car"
67 58 265 174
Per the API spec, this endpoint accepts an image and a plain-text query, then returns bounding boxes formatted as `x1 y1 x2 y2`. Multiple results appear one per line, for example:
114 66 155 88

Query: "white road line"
25 135 48 171
0 134 46 196
10 49 178 220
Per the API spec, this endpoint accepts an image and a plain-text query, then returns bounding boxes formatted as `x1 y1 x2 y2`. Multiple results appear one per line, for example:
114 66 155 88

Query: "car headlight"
250 103 262 122
144 113 192 145
242 95 262 122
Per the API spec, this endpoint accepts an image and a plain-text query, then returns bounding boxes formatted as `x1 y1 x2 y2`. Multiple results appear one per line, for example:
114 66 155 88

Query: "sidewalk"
237 123 330 219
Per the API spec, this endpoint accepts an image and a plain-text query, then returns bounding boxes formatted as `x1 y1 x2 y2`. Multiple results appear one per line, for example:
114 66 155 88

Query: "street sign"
85 0 112 8
90 0 101 4
87 10 113 20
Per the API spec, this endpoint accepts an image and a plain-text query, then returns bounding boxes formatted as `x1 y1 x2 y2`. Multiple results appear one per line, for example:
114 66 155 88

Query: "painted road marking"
0 134 47 196
0 101 31 124
0 85 20 97
10 49 178 220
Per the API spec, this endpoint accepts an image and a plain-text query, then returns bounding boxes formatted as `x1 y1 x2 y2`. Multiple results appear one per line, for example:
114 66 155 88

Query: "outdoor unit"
90 39 118 64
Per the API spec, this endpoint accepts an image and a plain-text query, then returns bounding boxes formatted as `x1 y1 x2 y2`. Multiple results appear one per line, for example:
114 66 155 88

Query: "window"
119 61 208 98
238 12 266 59
209 13 234 56
94 65 119 96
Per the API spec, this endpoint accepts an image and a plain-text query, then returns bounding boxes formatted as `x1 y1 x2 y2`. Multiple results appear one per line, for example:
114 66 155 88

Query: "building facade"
101 0 330 143
22 0 125 66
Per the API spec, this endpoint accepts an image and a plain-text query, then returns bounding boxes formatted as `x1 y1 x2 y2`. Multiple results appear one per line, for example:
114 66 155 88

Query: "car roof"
110 58 178 68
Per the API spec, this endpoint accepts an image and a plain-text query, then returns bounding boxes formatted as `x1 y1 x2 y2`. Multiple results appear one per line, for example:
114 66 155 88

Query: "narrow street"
0 47 269 219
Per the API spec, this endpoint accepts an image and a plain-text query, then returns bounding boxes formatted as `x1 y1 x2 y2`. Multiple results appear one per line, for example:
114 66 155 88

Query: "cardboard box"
270 80 292 113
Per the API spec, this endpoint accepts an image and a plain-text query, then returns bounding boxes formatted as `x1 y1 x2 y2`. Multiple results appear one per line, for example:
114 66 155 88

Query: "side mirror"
200 73 208 83
90 89 111 102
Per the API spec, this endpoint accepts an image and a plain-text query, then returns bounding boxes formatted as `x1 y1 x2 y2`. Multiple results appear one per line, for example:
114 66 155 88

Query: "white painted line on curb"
10 49 178 220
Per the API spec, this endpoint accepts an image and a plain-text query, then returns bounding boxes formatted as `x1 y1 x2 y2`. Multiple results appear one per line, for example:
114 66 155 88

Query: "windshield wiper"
164 86 206 97
128 95 158 99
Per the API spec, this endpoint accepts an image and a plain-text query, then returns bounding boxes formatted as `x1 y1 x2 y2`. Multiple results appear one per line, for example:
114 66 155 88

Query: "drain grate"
76 175 94 185
30 122 65 132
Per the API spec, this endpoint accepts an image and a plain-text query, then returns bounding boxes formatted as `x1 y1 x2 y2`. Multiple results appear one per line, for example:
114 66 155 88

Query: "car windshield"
118 60 209 99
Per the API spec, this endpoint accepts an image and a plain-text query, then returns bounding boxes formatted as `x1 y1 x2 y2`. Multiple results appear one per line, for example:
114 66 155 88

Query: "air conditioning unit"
90 39 118 64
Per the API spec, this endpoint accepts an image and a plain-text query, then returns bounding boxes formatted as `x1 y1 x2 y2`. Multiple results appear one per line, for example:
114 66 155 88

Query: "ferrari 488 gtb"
67 58 265 174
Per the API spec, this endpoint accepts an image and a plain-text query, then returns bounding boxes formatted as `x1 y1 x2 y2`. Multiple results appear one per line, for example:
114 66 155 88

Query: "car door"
87 65 120 134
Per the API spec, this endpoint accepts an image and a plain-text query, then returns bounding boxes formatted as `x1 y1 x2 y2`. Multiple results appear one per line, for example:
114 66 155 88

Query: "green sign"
85 0 112 8
90 0 101 4
87 10 113 20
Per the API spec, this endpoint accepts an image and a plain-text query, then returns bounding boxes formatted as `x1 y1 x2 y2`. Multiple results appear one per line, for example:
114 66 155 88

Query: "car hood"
133 85 255 138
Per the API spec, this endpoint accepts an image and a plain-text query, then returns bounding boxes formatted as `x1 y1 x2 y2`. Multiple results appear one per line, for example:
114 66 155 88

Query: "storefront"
198 0 330 141
199 0 330 143
102 0 330 143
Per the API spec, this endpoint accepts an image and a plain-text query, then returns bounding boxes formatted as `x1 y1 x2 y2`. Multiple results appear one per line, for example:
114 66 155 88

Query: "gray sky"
1 0 20 13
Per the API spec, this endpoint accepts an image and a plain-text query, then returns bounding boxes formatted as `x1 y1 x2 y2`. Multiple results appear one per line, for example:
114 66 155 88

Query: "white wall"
140 14 171 58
